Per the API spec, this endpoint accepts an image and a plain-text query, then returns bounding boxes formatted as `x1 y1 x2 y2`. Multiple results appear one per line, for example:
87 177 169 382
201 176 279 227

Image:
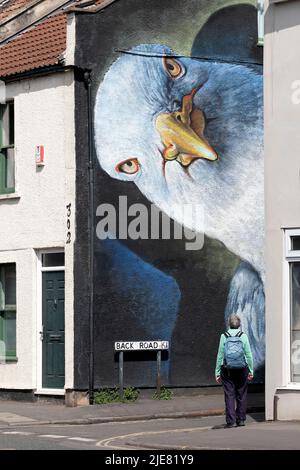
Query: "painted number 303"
66 203 72 244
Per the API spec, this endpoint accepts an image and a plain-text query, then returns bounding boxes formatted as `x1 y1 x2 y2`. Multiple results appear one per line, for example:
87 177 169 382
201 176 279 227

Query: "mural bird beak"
156 88 218 167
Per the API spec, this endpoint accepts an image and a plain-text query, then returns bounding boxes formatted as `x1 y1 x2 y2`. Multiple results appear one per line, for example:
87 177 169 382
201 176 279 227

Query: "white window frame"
0 263 17 362
0 100 15 196
36 248 65 395
283 229 300 388
257 0 264 46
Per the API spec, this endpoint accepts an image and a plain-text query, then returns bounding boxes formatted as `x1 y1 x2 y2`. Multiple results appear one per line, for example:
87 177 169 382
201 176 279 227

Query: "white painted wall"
64 13 76 67
0 71 75 391
275 391 300 421
265 0 300 419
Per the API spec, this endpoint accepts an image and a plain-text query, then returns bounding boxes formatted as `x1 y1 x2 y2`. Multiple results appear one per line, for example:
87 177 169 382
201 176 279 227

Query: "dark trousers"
221 366 248 425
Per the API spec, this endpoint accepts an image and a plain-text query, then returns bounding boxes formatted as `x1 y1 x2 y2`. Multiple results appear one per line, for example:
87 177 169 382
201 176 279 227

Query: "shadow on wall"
192 4 263 64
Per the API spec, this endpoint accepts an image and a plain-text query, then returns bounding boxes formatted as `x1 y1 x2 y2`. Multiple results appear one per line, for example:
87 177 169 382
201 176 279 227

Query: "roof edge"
66 0 119 14
0 0 73 46
0 0 44 27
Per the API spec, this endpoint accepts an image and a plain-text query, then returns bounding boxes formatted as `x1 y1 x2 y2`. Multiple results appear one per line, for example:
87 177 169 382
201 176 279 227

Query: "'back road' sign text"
115 341 169 351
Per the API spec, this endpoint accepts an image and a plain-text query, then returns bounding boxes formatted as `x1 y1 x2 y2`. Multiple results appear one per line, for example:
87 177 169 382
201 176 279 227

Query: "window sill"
0 357 18 363
0 193 20 201
35 389 65 396
277 385 300 391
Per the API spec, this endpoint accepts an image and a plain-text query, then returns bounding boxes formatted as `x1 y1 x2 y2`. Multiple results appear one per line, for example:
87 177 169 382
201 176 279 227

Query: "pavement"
0 389 264 427
109 416 300 451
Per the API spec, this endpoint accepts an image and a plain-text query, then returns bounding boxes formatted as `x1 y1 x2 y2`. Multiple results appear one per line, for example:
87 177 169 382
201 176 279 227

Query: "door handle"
39 327 45 341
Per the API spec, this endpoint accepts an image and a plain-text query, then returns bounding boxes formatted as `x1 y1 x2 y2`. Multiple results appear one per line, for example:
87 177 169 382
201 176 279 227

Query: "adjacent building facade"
0 1 76 399
265 0 300 420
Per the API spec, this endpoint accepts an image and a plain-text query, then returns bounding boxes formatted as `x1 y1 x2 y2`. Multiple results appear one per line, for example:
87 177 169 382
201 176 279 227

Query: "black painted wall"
73 0 263 390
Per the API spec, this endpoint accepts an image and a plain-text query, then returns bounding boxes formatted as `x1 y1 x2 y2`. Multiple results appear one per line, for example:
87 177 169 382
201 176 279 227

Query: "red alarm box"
36 145 44 166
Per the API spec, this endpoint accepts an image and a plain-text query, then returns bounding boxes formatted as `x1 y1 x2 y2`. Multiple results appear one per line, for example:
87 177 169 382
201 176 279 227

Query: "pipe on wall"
273 394 279 421
83 70 95 405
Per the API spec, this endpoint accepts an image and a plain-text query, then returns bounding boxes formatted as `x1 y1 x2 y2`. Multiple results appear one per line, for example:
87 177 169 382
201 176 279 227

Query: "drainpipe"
83 70 95 405
273 394 279 421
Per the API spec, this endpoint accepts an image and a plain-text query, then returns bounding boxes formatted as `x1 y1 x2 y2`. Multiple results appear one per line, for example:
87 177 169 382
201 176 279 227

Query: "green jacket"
215 328 254 377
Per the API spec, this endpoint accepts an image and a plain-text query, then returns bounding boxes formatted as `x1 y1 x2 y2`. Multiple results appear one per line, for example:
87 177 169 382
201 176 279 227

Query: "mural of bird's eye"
116 158 140 175
163 57 184 79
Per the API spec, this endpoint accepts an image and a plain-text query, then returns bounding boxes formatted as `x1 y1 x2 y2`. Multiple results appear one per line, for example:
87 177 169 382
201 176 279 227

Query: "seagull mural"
94 44 264 371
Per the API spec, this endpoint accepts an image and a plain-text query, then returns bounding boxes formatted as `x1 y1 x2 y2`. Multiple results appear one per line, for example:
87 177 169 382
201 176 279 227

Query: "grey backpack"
223 331 247 369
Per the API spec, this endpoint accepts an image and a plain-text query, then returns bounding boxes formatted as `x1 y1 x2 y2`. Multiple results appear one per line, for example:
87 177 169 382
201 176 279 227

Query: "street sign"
115 340 169 351
115 340 169 399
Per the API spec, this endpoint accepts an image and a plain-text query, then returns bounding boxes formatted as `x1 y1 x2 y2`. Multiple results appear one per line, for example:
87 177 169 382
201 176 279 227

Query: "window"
0 102 15 194
42 252 65 268
0 264 16 361
285 230 300 383
291 236 300 251
291 262 300 382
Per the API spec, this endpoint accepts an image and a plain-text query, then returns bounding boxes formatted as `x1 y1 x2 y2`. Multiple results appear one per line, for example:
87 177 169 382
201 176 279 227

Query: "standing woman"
215 314 254 428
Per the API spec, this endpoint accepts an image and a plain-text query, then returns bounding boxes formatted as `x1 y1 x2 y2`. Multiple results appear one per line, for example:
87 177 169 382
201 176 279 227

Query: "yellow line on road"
96 425 213 449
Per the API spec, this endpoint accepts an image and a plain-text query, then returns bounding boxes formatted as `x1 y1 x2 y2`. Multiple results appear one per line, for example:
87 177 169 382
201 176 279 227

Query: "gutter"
0 64 72 83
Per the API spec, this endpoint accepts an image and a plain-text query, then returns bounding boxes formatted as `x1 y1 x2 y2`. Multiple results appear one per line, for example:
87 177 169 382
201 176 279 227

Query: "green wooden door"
42 271 65 389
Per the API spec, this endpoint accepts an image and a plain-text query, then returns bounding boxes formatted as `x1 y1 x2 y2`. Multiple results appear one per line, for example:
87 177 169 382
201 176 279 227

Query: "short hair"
228 314 241 329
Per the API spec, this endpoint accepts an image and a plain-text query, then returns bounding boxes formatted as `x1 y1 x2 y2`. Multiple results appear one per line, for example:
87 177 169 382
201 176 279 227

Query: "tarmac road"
3 413 300 451
0 415 225 450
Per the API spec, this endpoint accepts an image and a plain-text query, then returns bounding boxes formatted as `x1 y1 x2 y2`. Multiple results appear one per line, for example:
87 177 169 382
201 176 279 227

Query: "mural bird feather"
94 44 265 371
